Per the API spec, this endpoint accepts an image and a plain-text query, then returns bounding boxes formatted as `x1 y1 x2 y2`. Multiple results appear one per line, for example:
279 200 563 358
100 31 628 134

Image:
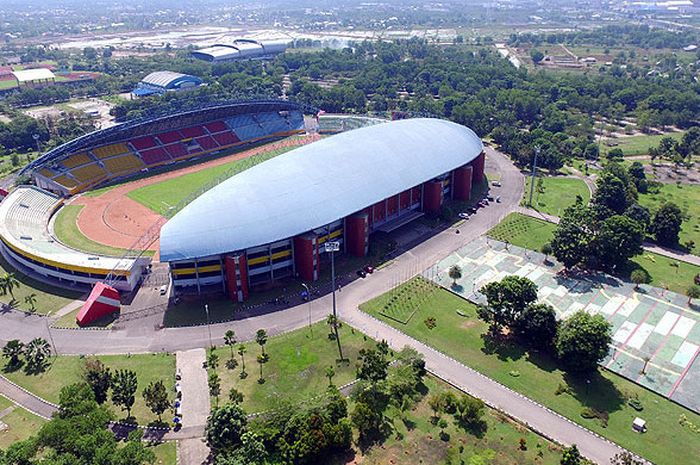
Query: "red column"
452 165 473 201
225 254 249 302
346 212 369 257
422 180 443 214
387 195 398 217
294 233 320 282
470 151 485 184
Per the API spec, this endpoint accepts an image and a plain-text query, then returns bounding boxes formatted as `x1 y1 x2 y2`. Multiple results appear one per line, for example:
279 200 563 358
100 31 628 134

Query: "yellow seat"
62 152 92 168
39 168 55 178
103 154 144 175
70 163 106 182
93 143 130 159
53 174 78 189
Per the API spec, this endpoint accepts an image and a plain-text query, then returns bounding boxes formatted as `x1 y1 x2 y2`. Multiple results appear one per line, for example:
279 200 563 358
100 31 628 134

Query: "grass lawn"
0 80 17 90
210 322 375 414
360 283 700 465
127 146 294 216
53 204 154 257
0 253 82 315
1 353 175 425
149 441 176 465
639 183 700 254
487 213 700 294
602 131 685 157
363 375 563 465
523 176 590 217
0 396 46 450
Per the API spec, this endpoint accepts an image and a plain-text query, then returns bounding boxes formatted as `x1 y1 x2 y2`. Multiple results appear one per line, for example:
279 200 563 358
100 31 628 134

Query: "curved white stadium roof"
160 118 483 262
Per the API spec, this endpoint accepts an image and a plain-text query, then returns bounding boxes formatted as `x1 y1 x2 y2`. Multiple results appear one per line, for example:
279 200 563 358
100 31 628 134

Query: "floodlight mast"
325 241 345 361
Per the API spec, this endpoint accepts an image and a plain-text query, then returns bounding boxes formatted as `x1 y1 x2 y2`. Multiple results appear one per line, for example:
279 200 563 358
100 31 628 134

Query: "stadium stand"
0 186 146 292
25 100 311 195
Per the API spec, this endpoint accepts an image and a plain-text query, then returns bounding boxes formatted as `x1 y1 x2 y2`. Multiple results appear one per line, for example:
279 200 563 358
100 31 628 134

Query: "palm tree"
2 340 25 368
325 365 335 387
237 344 247 378
24 338 51 372
687 284 700 305
257 353 267 384
224 330 236 360
2 273 20 299
24 293 37 312
255 329 268 356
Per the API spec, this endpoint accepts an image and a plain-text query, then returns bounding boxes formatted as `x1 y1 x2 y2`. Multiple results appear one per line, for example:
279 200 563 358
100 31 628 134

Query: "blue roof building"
160 118 486 301
132 71 203 97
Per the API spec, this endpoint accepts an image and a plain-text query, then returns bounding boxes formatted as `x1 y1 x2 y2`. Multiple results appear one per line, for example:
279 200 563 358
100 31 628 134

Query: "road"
0 148 641 463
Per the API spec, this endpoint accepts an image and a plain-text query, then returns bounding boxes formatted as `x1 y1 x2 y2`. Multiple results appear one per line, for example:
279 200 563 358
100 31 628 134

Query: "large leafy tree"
560 444 583 465
593 215 645 271
551 200 595 269
206 402 248 450
356 346 389 384
649 202 683 247
477 275 538 331
111 369 138 418
513 303 558 349
555 311 612 372
81 358 112 404
592 172 631 216
142 379 170 422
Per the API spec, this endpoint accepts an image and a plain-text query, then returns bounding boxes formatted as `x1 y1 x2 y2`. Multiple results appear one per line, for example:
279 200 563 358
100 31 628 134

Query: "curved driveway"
0 148 635 464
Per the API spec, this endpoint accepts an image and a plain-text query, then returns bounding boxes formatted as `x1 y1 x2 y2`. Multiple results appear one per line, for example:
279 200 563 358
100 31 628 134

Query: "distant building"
683 45 698 52
132 71 203 98
12 68 56 88
191 39 287 63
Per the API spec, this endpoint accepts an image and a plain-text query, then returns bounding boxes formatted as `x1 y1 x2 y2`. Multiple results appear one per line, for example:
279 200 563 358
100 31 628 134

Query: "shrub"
424 317 437 330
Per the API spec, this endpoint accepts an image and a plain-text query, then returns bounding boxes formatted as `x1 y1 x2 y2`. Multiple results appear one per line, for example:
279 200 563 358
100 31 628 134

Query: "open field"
127 146 295 216
487 213 700 294
0 396 46 450
602 131 685 157
1 353 175 424
360 280 700 465
150 441 176 465
211 322 375 413
53 204 154 257
0 252 82 315
364 376 563 465
639 183 700 254
523 176 590 217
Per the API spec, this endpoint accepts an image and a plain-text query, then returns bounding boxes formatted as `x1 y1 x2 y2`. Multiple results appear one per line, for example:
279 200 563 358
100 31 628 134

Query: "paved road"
0 374 57 419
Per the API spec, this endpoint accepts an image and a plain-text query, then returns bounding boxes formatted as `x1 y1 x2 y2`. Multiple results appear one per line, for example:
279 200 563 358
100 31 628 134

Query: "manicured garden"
523 176 590 217
360 280 700 465
639 182 700 254
1 353 175 424
0 253 82 315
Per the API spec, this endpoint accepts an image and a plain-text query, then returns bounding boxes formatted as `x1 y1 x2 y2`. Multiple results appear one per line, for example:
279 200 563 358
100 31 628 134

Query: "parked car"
492 181 502 187
363 265 375 274
486 195 494 201
496 196 501 203
458 212 470 219
356 269 367 278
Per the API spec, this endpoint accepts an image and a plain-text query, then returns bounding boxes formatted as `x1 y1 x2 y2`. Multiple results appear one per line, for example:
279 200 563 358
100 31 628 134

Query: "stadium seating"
62 152 93 168
165 143 189 159
70 163 107 183
52 174 79 190
139 147 171 165
195 136 218 151
102 154 144 175
204 121 228 133
157 131 183 144
92 143 130 159
180 125 206 138
213 132 240 146
131 136 158 151
233 123 269 142
39 168 55 178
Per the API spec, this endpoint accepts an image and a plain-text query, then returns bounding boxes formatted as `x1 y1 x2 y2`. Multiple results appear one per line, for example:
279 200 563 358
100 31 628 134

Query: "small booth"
632 417 647 433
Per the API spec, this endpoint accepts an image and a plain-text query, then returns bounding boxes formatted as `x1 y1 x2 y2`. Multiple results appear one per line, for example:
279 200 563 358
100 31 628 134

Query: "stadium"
2 99 484 322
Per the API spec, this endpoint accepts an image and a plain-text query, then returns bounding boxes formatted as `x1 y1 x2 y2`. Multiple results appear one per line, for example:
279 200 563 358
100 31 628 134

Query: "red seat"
213 131 240 147
131 136 157 150
157 131 183 144
196 136 218 150
140 147 171 165
204 121 228 133
165 143 188 158
180 126 206 138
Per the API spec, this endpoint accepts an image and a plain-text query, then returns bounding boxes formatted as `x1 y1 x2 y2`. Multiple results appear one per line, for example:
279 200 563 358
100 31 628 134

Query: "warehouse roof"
12 68 55 82
160 118 483 262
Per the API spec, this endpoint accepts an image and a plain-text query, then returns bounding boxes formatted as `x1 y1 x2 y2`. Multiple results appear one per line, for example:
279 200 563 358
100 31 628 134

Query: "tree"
624 204 651 230
224 330 236 360
23 337 51 373
228 387 244 404
221 431 268 465
478 275 538 331
551 200 594 269
630 269 649 289
356 346 389 384
81 358 112 404
142 380 170 422
111 369 138 418
23 293 37 312
555 311 612 372
351 401 386 444
453 395 485 430
686 284 700 304
255 329 268 355
560 444 583 465
649 202 683 247
237 344 247 378
208 372 221 404
448 264 462 287
530 49 545 64
513 303 558 349
592 172 632 215
593 215 645 271
207 349 219 371
205 402 248 450
607 148 624 160
610 451 645 465
2 339 24 368
256 353 267 384
0 272 20 299
326 365 336 386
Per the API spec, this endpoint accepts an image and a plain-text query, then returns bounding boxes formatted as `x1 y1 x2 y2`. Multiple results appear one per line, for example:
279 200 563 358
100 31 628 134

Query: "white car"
492 181 502 187
458 212 470 219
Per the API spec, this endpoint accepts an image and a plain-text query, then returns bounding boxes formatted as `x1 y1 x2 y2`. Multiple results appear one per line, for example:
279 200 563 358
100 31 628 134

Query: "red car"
363 265 375 274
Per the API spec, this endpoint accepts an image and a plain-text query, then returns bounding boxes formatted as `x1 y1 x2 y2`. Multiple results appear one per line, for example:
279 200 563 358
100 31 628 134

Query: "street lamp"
45 310 57 356
301 282 312 336
325 240 346 362
204 304 212 348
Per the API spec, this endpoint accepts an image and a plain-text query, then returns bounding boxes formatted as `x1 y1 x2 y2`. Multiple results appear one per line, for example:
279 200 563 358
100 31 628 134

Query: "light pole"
528 145 540 208
45 310 57 356
204 304 212 348
325 241 345 362
301 282 312 336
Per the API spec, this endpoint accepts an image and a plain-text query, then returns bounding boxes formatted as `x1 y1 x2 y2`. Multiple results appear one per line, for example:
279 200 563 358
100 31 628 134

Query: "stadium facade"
132 71 203 97
191 39 287 62
160 118 485 301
